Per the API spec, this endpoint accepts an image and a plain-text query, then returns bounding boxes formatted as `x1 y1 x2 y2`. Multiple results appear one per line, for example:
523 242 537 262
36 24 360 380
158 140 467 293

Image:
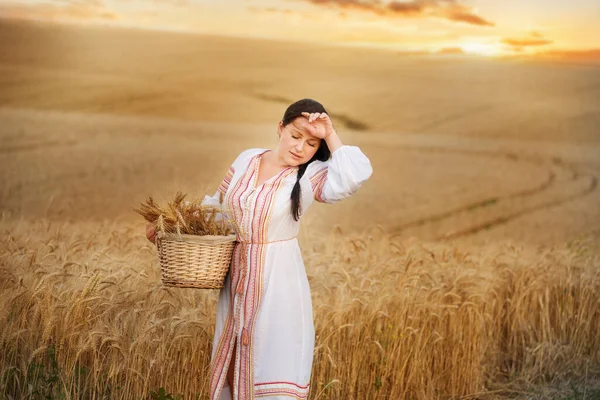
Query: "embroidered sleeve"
217 165 235 200
202 148 260 207
309 145 373 204
310 166 329 203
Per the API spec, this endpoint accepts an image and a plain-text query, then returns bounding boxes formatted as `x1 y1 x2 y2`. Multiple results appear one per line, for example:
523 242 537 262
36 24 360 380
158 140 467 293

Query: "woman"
147 98 373 399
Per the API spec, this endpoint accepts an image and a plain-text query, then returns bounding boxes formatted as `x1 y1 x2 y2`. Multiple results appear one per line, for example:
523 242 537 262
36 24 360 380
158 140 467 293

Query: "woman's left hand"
301 112 336 139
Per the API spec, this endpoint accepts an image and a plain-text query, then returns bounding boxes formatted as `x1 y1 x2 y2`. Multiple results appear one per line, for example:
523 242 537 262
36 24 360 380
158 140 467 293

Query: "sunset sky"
1 0 599 58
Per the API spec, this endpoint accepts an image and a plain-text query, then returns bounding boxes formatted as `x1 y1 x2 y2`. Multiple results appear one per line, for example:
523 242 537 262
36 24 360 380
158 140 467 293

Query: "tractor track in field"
436 174 597 241
0 139 78 154
390 145 598 241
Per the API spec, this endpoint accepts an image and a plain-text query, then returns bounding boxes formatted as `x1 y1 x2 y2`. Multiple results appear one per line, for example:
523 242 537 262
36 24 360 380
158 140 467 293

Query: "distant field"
1 19 599 247
0 19 599 399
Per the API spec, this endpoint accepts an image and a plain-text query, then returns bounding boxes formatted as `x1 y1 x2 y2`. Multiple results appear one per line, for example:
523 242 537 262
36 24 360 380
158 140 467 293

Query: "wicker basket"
155 231 237 289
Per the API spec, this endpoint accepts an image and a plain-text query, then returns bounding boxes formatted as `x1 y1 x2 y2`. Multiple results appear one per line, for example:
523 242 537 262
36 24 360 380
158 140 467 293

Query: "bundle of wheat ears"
134 191 234 236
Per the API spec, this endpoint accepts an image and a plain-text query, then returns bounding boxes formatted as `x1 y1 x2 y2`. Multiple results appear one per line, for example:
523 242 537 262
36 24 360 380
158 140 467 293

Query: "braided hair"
282 99 331 221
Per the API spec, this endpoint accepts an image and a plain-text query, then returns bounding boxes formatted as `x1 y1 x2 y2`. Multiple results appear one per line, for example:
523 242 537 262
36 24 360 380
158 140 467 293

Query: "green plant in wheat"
150 387 183 400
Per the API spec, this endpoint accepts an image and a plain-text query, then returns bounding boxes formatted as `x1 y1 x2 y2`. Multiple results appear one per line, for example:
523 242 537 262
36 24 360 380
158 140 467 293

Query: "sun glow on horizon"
459 41 505 57
0 0 598 63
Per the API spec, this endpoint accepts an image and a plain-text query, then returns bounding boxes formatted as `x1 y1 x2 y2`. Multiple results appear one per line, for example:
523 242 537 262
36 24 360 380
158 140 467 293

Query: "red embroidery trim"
255 381 310 389
211 150 300 400
310 167 328 203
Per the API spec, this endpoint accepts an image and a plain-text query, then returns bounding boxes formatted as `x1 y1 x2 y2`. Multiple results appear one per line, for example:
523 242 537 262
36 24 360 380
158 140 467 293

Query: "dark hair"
282 98 332 221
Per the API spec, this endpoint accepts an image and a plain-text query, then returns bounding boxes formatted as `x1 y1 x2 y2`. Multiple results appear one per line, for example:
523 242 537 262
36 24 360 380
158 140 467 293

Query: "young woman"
148 98 372 399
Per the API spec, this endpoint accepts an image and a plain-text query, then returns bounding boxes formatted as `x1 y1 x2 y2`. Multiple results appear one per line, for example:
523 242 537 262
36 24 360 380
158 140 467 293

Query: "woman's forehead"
291 118 316 136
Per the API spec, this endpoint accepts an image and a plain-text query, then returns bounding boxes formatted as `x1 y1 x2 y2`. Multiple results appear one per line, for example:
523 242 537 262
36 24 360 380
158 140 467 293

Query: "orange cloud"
248 7 295 14
396 49 431 56
502 38 553 46
502 32 553 47
0 0 118 22
386 1 425 16
445 10 494 27
535 49 600 63
149 0 190 6
303 0 495 27
436 46 465 54
55 0 104 7
395 46 471 57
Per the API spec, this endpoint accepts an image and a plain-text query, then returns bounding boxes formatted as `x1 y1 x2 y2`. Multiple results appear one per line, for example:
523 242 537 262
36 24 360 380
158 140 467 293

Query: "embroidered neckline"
252 150 297 190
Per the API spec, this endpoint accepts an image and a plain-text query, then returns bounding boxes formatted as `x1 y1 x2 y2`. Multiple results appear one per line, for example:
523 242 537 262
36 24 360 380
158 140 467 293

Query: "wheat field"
1 19 600 399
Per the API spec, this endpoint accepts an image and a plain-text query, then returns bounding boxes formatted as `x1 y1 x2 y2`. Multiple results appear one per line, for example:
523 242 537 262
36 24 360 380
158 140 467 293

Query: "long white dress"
201 145 373 400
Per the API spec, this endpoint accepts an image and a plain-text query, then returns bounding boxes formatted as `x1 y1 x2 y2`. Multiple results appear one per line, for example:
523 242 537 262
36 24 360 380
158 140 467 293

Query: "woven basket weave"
155 231 237 289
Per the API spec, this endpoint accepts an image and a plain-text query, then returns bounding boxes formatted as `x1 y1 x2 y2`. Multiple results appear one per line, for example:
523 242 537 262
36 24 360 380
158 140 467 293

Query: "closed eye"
292 130 317 147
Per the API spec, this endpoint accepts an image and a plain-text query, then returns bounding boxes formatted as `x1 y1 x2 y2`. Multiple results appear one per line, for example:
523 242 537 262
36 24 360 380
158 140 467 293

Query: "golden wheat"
134 191 233 237
0 219 599 399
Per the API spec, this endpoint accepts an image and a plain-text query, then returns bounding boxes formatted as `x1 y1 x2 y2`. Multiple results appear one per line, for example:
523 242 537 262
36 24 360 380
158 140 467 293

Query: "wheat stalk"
134 191 233 236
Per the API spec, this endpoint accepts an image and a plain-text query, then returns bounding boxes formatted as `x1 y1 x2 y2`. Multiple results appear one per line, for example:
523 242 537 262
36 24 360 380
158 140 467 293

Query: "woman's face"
277 117 321 167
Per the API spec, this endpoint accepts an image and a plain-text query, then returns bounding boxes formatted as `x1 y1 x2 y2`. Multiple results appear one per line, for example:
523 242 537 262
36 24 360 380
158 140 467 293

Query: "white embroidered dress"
202 145 373 400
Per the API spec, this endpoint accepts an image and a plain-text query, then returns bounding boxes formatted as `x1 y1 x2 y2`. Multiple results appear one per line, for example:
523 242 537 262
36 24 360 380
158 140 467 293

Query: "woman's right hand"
146 222 157 244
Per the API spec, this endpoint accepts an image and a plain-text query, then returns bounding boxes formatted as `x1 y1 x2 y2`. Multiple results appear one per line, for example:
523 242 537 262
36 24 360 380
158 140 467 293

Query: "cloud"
535 49 600 64
445 10 494 27
386 1 425 16
396 49 431 55
149 0 190 6
115 0 190 5
248 7 295 14
395 46 473 57
502 37 552 46
502 31 553 47
53 0 105 7
0 0 119 22
436 46 465 54
301 0 495 27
